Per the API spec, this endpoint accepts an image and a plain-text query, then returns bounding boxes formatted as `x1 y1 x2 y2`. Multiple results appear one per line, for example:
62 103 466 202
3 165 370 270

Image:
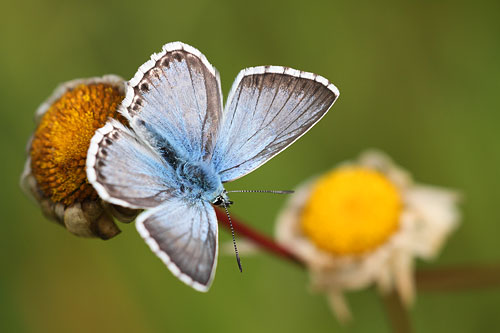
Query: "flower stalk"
381 291 413 333
416 264 500 291
215 208 303 266
217 207 500 289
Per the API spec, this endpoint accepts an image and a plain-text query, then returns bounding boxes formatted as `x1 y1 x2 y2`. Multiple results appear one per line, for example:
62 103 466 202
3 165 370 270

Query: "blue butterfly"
86 42 339 291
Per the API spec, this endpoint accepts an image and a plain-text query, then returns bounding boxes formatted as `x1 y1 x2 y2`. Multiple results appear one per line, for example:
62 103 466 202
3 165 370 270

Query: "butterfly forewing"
136 197 218 292
122 42 223 162
87 120 177 209
212 66 339 182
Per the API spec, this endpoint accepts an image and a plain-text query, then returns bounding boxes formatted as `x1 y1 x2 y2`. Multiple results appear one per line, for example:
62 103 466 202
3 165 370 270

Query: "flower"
21 75 138 239
276 150 460 321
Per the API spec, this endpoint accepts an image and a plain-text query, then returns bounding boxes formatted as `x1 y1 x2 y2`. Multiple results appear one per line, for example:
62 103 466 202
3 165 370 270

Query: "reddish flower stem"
215 208 303 266
216 207 500 291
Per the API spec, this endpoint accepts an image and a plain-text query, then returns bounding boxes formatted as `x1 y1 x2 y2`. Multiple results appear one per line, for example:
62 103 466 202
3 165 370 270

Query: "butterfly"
86 42 339 292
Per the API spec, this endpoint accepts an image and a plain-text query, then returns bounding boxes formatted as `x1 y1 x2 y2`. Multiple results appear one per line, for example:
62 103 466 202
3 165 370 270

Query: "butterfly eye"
212 196 223 206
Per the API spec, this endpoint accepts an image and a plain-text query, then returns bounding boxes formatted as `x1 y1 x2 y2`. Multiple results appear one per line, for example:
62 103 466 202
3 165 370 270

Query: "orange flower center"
301 167 402 255
30 83 125 205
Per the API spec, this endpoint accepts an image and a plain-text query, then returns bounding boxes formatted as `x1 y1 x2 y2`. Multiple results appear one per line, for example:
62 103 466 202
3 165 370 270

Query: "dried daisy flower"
21 75 138 239
276 150 460 321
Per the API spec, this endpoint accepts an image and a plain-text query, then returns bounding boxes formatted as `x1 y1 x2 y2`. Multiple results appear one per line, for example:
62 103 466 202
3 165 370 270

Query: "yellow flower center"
30 83 125 206
301 167 402 255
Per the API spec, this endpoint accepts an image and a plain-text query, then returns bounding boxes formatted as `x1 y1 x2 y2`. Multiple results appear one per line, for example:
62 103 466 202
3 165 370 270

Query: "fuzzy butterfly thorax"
176 160 225 203
133 117 226 203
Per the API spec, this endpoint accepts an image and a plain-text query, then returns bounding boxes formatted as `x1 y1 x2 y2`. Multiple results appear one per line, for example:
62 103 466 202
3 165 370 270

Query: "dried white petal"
326 290 352 323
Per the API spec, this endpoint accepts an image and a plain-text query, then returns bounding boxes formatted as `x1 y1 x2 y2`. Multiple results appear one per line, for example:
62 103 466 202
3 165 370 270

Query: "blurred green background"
1 0 499 332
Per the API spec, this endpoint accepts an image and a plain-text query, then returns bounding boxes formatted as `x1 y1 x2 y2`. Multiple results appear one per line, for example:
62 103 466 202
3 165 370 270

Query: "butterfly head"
212 191 233 208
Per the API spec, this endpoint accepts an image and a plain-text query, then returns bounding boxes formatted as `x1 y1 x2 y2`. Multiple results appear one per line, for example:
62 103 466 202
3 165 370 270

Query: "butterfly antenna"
226 190 294 194
223 203 242 273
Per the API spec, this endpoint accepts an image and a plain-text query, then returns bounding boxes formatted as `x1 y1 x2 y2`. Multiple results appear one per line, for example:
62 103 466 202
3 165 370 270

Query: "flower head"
21 75 138 239
276 150 460 321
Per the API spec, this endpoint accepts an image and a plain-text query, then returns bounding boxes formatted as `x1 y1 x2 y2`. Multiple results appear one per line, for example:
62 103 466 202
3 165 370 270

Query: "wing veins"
191 209 207 278
265 78 307 131
257 74 284 129
226 80 311 161
228 85 244 130
251 74 266 119
164 63 193 152
244 74 296 145
272 82 325 141
218 83 329 175
186 56 204 125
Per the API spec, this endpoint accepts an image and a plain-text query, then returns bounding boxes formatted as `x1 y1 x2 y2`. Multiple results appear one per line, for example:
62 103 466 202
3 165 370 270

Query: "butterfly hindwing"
122 42 223 162
211 66 339 182
87 120 177 209
136 197 218 292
